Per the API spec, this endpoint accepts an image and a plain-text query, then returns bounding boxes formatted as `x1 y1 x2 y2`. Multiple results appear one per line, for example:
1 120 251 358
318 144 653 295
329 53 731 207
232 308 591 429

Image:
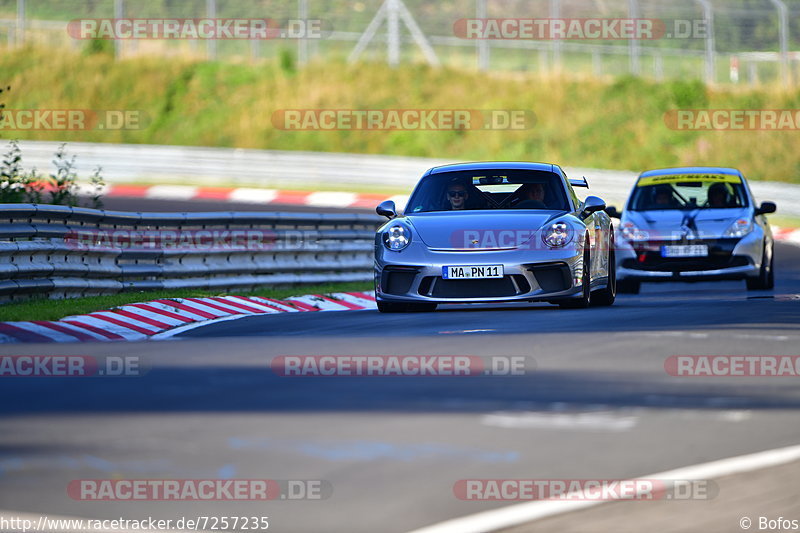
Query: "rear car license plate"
442 265 504 279
661 245 709 258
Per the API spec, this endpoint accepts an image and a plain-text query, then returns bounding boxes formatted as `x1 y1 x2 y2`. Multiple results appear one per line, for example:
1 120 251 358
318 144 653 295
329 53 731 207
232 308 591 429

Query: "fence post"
695 0 715 84
206 0 217 60
476 0 489 71
628 0 641 75
549 0 561 72
16 0 25 47
114 0 123 59
654 54 664 80
767 0 790 86
592 48 602 77
298 0 308 66
387 0 400 66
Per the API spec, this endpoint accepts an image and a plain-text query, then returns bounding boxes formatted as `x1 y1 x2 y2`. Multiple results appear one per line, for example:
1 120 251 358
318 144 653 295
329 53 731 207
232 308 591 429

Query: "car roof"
427 162 558 175
638 166 743 178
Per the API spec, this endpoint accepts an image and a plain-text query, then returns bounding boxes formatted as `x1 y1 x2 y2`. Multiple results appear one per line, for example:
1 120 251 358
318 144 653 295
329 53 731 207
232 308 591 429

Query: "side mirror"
376 200 397 219
755 201 776 216
581 196 606 217
605 206 621 219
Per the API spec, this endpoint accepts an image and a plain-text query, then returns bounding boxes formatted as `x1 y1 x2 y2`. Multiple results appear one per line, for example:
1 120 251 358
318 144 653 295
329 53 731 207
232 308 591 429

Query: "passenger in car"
650 185 681 209
515 183 548 209
707 183 732 208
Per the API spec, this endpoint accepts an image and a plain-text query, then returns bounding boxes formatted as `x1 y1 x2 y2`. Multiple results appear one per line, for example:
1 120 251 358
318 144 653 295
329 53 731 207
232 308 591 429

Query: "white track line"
144 185 198 200
407 443 800 533
228 188 278 204
306 191 358 207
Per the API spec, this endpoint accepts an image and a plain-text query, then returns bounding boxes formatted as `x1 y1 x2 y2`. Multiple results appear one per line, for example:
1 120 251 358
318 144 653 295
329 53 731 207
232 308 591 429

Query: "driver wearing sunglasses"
446 183 469 210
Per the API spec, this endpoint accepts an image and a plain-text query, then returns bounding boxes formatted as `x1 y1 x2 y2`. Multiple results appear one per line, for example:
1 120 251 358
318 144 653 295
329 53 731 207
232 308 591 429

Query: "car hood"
405 211 565 250
623 208 750 240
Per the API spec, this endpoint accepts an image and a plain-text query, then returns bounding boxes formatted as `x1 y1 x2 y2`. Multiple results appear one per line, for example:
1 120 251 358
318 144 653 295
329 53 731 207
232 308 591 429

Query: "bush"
0 141 105 208
83 38 115 57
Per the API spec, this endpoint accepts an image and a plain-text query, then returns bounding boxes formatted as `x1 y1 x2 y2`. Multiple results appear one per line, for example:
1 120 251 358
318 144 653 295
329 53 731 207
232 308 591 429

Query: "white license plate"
442 265 504 279
661 245 709 258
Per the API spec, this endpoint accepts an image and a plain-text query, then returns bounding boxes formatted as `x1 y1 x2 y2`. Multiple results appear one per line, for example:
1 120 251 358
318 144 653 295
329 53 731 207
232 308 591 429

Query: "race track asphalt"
0 218 798 532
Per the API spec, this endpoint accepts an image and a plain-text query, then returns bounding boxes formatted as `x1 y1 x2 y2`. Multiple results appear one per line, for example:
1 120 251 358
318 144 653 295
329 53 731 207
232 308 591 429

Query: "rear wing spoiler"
569 177 589 188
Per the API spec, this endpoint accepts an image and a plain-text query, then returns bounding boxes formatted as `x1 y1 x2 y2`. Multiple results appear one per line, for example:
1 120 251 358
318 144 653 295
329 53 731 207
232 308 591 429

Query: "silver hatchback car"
606 167 777 294
373 162 616 312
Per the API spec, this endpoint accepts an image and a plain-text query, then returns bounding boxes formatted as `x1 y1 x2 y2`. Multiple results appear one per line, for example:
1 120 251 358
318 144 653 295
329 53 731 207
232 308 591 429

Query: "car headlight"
542 222 573 248
620 222 649 242
723 217 753 238
383 224 411 251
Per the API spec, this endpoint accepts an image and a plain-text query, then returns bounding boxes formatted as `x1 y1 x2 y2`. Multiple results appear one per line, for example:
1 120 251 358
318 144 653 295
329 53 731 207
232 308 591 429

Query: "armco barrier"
0 204 383 303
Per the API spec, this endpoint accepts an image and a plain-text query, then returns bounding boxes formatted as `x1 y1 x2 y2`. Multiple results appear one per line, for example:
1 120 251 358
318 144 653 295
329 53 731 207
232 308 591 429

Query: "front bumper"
615 230 763 282
375 245 585 304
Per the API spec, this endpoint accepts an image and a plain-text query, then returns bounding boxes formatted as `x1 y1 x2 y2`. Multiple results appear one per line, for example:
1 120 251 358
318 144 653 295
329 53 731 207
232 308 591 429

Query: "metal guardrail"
0 204 383 304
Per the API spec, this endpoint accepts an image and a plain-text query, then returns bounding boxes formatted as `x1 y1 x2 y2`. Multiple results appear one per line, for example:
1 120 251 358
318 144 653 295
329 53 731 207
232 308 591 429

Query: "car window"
406 170 570 213
628 174 749 211
559 168 581 212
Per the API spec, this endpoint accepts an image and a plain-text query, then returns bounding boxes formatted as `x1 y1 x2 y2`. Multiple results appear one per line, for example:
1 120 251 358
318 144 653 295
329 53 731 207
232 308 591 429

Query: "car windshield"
628 174 749 211
405 170 570 213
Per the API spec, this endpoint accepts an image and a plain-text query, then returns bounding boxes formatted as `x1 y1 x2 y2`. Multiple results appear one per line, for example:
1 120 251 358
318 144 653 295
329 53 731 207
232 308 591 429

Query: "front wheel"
591 245 616 307
746 244 774 291
559 247 591 309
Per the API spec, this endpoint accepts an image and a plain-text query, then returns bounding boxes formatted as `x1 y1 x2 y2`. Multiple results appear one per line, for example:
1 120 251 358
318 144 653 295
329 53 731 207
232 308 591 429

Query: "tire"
746 244 774 291
591 244 616 307
559 247 591 309
767 248 775 289
617 279 640 294
377 301 437 313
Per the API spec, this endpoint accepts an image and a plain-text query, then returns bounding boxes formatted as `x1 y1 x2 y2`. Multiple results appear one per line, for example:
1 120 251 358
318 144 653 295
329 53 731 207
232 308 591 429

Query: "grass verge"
0 282 373 323
2 47 799 183
769 215 800 230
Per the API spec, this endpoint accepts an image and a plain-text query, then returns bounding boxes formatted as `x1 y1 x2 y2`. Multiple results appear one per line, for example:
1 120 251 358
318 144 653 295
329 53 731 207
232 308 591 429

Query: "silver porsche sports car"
373 162 616 312
606 167 777 294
